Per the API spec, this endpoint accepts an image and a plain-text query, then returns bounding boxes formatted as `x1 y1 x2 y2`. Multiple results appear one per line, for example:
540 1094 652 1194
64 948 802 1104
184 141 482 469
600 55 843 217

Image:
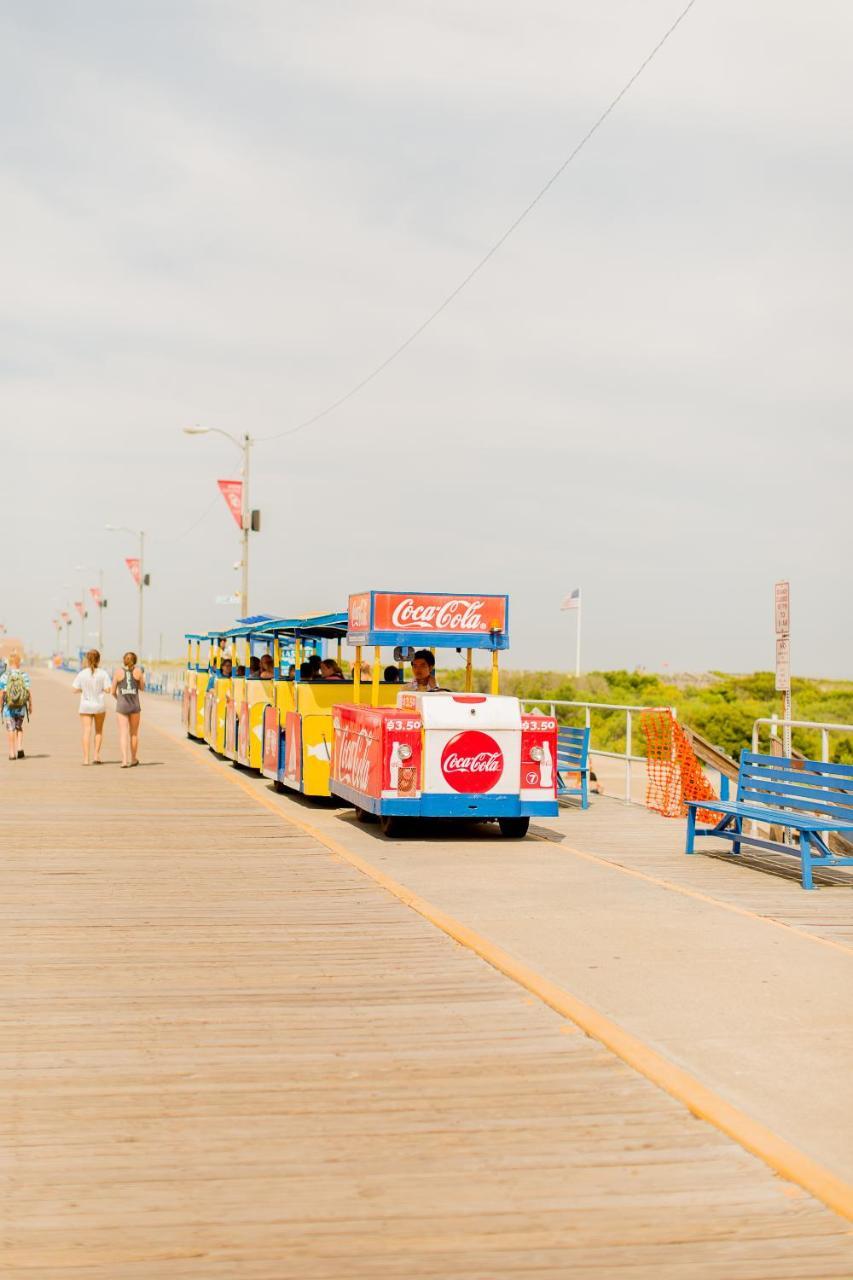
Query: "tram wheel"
354 806 376 824
379 814 401 838
498 817 530 839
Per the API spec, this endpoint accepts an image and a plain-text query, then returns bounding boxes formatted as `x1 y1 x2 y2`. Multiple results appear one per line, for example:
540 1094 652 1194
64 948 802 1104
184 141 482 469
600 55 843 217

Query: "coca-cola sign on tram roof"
347 591 509 647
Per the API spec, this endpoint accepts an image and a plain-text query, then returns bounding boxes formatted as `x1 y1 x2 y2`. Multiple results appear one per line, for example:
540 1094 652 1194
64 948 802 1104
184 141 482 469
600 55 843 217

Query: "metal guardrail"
519 698 676 805
144 666 186 699
752 717 853 763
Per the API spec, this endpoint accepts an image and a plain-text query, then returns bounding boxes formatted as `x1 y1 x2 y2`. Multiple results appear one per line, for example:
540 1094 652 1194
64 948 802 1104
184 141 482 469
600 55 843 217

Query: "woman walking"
112 651 145 768
0 651 32 760
71 649 111 765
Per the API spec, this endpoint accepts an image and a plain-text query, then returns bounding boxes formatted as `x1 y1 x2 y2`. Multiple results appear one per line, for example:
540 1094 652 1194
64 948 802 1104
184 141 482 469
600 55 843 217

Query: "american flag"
560 588 581 611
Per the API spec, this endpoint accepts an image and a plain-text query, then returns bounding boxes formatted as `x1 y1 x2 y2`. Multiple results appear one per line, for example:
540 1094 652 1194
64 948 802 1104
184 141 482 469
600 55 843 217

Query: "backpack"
5 671 28 710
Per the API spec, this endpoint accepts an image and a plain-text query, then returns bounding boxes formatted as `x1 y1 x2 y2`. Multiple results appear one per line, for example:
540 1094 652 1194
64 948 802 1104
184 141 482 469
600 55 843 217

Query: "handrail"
519 697 676 805
752 717 853 763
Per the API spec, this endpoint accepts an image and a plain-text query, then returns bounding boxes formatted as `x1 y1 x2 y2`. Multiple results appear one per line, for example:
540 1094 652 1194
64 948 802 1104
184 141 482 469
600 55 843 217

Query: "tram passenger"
220 658 233 678
384 665 402 683
320 659 344 681
286 664 296 680
299 661 313 681
258 655 274 680
307 654 322 679
409 649 438 691
249 655 261 678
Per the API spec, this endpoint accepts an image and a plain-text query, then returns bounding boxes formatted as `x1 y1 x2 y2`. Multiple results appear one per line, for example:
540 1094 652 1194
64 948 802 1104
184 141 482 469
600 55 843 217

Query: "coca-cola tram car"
260 613 401 797
183 632 224 741
202 629 234 753
328 591 559 838
220 625 280 771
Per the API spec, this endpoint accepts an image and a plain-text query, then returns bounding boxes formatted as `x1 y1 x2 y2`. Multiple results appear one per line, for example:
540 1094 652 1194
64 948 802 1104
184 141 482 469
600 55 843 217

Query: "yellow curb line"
156 719 853 1223
530 832 853 958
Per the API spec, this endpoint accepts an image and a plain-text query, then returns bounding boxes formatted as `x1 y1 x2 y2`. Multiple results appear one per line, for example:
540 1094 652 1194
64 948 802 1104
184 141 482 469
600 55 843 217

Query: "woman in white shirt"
71 649 112 765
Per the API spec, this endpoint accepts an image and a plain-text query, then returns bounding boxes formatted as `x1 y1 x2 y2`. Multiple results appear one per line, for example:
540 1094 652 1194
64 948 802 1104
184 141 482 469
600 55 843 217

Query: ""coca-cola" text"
443 751 502 775
389 597 489 632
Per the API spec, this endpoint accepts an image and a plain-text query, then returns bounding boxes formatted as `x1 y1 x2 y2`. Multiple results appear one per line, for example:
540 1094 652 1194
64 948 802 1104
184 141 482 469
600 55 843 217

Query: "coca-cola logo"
348 593 370 632
389 597 488 633
337 730 373 793
440 730 504 793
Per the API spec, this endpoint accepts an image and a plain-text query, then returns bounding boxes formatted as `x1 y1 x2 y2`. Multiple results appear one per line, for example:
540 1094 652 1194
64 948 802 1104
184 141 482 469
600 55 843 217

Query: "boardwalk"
2 673 853 1278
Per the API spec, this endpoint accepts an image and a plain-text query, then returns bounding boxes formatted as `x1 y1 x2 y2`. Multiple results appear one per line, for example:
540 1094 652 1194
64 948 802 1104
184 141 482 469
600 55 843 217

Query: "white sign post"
774 581 791 755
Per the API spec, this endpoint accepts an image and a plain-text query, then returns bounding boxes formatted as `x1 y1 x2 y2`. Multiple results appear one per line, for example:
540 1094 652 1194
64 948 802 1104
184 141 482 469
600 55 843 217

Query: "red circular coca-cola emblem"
440 730 504 793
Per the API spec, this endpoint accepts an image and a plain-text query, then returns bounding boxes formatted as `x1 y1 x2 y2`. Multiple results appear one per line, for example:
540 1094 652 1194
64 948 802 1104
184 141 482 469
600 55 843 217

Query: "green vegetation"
436 668 853 764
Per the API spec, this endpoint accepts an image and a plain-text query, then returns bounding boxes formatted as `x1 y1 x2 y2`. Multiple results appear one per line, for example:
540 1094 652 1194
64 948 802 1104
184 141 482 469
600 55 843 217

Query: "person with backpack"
111 651 145 768
0 651 32 760
72 649 112 765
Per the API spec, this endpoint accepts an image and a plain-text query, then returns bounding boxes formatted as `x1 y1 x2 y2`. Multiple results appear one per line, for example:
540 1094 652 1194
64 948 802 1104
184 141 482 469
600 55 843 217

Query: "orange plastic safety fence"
641 709 719 823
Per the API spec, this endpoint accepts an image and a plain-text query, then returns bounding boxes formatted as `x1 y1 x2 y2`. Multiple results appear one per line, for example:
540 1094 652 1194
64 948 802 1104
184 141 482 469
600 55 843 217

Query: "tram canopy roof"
252 611 348 641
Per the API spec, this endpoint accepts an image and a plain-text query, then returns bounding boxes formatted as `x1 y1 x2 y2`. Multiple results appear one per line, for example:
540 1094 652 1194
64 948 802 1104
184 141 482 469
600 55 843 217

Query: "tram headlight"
398 744 413 760
530 745 544 761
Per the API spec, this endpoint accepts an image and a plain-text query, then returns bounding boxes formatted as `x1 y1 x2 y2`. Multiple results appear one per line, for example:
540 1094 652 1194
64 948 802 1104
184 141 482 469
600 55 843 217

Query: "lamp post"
106 526 146 659
183 427 255 617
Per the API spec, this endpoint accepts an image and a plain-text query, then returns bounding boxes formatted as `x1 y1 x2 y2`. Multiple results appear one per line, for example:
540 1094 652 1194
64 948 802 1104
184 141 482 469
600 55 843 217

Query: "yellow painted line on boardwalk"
156 724 853 1224
529 832 853 959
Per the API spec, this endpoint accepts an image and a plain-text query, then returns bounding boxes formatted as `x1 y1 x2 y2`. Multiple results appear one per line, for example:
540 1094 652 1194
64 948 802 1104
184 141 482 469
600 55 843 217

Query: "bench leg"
800 831 815 891
732 816 742 856
685 807 696 854
581 772 589 811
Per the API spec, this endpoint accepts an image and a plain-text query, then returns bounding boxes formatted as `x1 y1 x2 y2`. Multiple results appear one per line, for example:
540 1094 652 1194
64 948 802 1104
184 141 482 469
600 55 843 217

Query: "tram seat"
556 726 591 809
685 750 853 890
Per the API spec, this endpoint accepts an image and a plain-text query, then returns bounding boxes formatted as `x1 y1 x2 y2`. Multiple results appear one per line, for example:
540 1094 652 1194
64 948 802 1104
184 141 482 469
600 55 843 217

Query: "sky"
1 0 850 676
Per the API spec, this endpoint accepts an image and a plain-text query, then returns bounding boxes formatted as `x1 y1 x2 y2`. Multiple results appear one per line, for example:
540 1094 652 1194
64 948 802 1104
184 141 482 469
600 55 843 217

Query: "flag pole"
575 591 582 678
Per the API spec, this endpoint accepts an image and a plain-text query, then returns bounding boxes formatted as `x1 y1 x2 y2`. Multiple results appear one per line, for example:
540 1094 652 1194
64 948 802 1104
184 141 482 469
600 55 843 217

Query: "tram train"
182 590 559 838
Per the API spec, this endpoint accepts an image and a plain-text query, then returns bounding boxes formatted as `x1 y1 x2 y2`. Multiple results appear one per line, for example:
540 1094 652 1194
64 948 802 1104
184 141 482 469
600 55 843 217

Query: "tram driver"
409 649 439 692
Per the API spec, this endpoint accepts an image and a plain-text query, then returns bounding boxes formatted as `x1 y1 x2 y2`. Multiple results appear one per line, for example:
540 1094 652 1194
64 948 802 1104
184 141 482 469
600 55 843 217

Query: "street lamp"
183 427 257 617
105 525 146 659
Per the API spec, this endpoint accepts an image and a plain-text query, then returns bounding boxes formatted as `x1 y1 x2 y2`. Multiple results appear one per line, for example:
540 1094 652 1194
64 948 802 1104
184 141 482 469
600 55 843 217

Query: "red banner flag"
217 478 243 529
125 557 141 586
61 611 70 622
74 601 85 618
89 586 102 606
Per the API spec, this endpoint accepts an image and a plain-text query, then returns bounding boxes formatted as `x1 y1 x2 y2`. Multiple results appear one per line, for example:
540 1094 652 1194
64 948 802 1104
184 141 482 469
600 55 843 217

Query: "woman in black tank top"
112 650 146 767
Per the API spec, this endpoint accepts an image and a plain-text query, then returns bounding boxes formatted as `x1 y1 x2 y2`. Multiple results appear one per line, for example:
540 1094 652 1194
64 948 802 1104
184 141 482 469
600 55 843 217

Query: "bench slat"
740 766 853 797
740 777 853 816
742 751 853 783
686 798 853 832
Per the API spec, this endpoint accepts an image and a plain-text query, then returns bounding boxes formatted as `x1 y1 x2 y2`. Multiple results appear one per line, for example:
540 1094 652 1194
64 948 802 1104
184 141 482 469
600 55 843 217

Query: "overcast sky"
2 1 850 676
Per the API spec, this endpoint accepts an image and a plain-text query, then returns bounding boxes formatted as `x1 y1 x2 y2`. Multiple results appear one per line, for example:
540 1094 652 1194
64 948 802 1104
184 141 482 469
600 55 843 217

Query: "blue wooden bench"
556 726 591 809
685 750 853 890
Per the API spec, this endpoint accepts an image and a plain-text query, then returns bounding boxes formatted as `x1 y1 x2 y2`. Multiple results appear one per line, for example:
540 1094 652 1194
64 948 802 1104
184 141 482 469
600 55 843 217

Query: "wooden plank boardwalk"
2 674 853 1278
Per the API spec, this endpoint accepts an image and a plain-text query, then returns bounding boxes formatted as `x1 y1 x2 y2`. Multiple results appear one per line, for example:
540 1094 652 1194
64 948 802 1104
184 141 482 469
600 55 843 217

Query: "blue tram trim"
329 780 557 819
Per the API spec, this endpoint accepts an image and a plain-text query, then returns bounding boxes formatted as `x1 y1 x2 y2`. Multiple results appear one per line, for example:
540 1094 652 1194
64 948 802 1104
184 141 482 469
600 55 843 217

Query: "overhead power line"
151 493 221 544
257 0 700 444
